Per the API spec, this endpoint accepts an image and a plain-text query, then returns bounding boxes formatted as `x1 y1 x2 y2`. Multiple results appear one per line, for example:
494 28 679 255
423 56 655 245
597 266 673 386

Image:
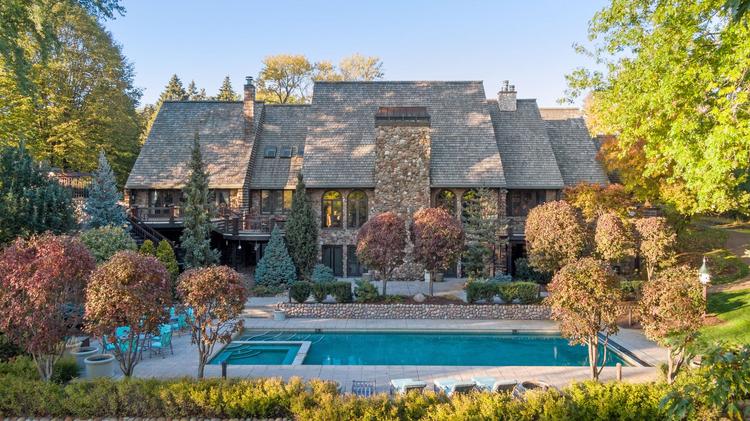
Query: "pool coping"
218 328 648 368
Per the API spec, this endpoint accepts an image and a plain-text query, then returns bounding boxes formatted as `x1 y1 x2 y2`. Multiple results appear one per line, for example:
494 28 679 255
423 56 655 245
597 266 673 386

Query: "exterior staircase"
127 214 172 247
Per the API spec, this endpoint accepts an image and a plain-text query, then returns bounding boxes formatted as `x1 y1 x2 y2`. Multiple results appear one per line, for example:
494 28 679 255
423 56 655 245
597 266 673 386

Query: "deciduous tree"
284 174 318 280
525 201 589 273
254 226 296 287
595 212 636 263
356 212 406 296
180 134 219 269
411 208 464 296
178 266 247 378
85 250 171 377
338 54 384 81
634 217 676 281
256 55 314 104
547 257 621 381
0 234 95 380
84 151 127 228
565 0 750 215
563 183 636 222
639 265 705 384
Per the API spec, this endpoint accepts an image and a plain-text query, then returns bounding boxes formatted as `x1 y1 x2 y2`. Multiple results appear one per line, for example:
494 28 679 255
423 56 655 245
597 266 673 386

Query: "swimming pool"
210 331 629 367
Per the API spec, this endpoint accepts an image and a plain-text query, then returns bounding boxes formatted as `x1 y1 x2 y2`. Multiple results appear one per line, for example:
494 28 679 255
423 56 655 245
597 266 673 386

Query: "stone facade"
278 302 551 320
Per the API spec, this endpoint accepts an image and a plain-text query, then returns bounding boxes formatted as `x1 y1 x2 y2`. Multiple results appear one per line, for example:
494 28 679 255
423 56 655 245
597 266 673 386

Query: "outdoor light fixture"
699 256 711 315
237 242 242 250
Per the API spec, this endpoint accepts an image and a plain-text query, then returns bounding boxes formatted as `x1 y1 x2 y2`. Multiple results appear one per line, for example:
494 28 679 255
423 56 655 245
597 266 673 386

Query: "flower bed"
278 302 551 319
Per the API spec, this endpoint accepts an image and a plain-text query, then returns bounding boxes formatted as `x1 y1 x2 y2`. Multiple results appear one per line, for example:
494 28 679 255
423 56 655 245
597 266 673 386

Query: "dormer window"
280 146 293 158
264 146 276 158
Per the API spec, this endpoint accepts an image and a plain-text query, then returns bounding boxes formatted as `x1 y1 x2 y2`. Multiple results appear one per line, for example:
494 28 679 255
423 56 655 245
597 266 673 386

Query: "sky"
104 0 609 107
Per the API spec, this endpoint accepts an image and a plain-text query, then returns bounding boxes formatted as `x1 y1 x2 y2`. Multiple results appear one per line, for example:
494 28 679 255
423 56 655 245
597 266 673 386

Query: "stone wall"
278 302 551 320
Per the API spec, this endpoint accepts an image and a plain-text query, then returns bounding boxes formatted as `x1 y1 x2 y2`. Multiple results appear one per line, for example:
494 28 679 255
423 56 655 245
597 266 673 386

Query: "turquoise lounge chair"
471 376 518 393
433 378 476 396
150 325 173 357
389 378 427 395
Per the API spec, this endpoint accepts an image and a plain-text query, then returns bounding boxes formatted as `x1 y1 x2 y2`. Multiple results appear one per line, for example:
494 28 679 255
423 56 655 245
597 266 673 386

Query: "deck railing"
214 214 285 236
129 205 182 223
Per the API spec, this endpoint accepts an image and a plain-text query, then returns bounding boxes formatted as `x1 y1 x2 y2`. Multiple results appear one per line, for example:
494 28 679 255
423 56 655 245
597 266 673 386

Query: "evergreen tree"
186 80 199 100
179 133 219 269
160 74 188 102
215 76 239 101
139 239 156 255
156 239 180 298
284 174 318 279
254 226 296 286
0 143 76 244
84 151 127 228
197 88 208 100
461 187 505 276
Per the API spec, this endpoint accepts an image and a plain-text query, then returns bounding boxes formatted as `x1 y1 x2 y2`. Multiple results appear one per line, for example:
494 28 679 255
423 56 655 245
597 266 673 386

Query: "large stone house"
125 78 607 278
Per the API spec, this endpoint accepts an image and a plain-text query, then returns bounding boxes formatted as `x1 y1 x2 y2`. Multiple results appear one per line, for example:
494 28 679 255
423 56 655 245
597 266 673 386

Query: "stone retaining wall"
277 303 551 320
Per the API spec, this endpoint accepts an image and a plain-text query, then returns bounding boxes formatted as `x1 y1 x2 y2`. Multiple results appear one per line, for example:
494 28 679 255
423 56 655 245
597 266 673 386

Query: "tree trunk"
197 360 205 379
429 270 435 296
382 277 388 296
589 337 600 381
667 348 675 384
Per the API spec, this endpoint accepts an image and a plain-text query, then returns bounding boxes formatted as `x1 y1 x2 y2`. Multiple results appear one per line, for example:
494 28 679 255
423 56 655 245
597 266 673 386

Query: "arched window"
347 190 368 228
321 191 343 228
435 189 457 216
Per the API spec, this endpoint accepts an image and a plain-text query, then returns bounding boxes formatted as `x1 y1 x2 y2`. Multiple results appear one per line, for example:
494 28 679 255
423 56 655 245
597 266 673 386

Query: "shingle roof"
249 105 308 189
302 81 506 188
543 117 609 186
488 99 565 189
538 107 582 120
125 101 252 189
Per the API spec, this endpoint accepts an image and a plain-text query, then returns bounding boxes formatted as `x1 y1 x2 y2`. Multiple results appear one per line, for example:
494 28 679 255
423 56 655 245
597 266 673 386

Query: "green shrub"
51 357 79 384
312 264 335 284
289 282 312 303
565 381 667 420
329 282 353 303
620 280 644 300
79 226 137 263
0 334 23 362
0 356 38 379
311 283 329 303
499 281 540 304
491 273 513 283
514 258 551 283
465 280 498 303
354 280 379 303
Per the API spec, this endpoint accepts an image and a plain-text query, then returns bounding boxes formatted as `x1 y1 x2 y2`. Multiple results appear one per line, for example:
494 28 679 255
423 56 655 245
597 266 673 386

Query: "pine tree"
0 143 76 244
160 74 188 102
461 187 505 276
186 80 199 100
139 239 156 255
179 133 219 269
215 76 239 101
284 174 318 280
84 151 127 228
254 225 297 286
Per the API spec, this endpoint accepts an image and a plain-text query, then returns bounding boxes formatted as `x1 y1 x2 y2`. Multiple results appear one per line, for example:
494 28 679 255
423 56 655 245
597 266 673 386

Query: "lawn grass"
701 288 750 344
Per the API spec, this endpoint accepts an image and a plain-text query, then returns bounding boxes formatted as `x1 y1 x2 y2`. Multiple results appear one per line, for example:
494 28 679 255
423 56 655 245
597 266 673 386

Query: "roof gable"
302 81 506 188
249 105 308 189
125 101 252 189
543 117 609 186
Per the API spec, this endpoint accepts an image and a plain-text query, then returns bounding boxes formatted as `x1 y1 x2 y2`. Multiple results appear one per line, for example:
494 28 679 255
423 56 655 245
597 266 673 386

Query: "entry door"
347 245 364 277
322 245 343 277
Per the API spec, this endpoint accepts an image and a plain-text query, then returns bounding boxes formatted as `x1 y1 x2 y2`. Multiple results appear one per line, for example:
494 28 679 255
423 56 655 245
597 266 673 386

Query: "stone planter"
272 309 287 321
84 353 116 378
70 346 99 369
435 272 444 282
362 272 372 282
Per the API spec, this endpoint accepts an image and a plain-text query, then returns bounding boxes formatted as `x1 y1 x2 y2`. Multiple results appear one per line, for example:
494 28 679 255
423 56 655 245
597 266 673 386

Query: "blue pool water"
212 331 628 366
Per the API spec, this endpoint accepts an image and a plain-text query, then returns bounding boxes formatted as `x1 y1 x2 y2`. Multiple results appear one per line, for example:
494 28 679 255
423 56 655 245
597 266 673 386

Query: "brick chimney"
243 76 255 138
497 80 517 112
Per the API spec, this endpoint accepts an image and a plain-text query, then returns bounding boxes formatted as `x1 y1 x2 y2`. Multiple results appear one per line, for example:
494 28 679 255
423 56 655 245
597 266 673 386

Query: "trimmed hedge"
289 282 312 303
466 281 540 304
0 374 676 419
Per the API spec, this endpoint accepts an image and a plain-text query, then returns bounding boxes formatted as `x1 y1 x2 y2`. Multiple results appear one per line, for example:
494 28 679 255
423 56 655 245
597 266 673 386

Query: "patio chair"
171 313 187 335
471 376 518 393
150 325 173 357
351 380 375 397
185 307 195 324
512 380 555 400
433 378 476 396
389 378 427 395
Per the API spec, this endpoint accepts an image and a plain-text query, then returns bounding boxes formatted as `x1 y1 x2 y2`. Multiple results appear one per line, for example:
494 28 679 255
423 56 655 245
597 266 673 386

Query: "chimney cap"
245 76 254 85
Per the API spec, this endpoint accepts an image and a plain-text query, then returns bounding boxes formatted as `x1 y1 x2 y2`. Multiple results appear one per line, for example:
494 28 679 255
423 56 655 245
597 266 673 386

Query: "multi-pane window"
507 190 548 216
211 189 231 207
321 191 343 228
347 190 368 228
280 146 293 158
264 146 276 158
260 190 292 214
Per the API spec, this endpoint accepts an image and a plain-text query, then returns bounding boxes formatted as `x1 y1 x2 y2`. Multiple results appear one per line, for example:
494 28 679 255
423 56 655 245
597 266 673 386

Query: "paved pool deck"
126 318 666 393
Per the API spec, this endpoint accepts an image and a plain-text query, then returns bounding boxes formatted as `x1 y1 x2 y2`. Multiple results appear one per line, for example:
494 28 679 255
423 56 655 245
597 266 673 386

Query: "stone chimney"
244 76 255 120
497 80 517 112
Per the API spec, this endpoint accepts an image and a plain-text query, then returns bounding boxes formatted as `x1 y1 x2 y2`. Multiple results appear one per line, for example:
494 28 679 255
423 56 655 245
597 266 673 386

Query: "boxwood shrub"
289 282 312 303
329 281 353 303
311 282 329 303
467 281 540 304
